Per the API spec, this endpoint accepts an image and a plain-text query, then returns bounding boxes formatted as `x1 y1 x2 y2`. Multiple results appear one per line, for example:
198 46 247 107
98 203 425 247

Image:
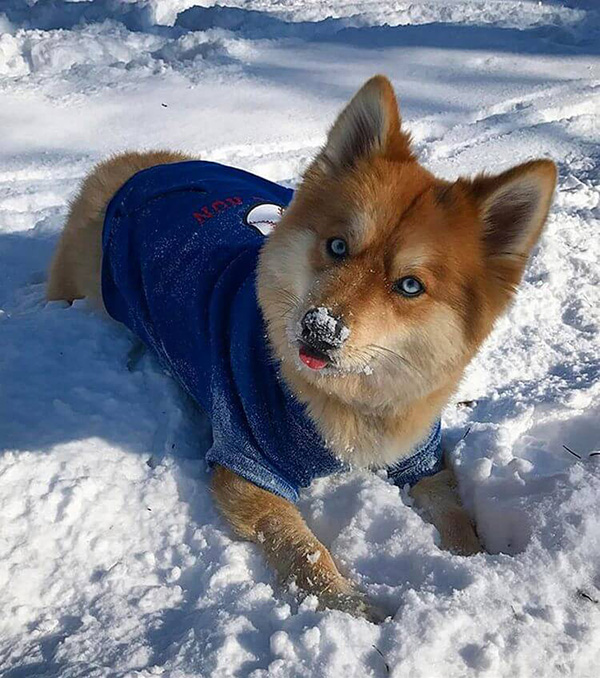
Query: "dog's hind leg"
211 465 385 622
46 224 88 304
411 468 482 555
47 202 106 308
48 150 194 307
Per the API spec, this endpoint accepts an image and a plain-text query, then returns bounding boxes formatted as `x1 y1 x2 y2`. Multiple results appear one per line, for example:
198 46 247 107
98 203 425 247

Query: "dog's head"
258 76 556 410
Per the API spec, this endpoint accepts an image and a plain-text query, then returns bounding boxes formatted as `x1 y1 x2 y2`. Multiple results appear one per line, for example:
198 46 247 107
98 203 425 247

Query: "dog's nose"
301 307 349 353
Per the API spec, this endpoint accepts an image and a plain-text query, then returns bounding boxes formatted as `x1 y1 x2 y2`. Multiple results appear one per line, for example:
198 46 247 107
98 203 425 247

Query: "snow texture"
1 1 599 676
302 307 351 347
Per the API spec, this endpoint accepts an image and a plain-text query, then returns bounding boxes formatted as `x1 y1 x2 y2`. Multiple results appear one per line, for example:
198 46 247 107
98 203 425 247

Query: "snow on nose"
301 307 350 349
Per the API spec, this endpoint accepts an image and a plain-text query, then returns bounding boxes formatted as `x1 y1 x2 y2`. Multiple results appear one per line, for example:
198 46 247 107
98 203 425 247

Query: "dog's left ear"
319 75 414 171
470 159 557 272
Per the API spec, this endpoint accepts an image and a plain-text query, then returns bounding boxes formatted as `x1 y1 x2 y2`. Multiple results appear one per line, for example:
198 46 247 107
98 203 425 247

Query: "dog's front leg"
211 465 382 621
410 468 482 555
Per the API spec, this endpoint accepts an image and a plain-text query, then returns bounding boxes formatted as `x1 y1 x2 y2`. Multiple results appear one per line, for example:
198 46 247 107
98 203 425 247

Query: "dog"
47 75 556 621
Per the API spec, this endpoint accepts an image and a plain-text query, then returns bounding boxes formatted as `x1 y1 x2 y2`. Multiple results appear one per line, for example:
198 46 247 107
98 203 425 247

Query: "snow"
1 0 599 676
303 307 351 347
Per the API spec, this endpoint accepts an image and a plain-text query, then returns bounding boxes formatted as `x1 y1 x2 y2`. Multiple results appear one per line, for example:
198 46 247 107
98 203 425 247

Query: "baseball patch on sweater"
245 202 285 236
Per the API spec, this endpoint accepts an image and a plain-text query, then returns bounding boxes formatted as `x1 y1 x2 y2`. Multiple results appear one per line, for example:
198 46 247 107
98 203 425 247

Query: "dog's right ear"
318 75 414 172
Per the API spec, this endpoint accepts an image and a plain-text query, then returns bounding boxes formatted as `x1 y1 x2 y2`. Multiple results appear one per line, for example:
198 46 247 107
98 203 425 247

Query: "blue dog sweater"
101 160 443 501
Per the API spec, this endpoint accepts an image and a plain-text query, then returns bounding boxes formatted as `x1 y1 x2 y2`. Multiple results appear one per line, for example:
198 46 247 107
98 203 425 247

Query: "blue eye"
394 276 425 297
327 237 348 259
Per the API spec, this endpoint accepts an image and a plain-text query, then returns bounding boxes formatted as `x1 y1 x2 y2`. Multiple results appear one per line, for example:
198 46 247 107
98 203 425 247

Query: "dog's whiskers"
266 290 421 380
273 287 302 308
344 344 423 378
370 344 423 377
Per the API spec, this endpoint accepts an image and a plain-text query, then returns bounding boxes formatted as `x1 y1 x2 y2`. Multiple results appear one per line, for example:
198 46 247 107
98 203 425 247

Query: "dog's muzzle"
300 307 349 357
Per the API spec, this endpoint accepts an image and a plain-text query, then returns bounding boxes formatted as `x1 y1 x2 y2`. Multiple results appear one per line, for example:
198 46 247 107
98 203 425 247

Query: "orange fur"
258 77 556 469
211 466 382 620
47 150 192 307
47 75 556 621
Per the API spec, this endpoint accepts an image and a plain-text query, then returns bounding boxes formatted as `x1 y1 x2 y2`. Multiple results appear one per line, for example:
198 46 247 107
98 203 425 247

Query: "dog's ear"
319 75 413 171
468 160 557 290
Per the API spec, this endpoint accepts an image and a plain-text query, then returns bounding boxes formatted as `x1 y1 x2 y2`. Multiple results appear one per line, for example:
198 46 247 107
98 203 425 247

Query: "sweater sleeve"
386 420 444 487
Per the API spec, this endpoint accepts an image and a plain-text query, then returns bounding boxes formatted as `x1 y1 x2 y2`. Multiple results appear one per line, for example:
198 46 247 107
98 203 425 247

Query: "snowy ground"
1 1 599 676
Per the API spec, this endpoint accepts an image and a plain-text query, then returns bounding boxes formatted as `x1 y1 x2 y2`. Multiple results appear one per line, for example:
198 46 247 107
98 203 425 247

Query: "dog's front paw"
337 594 388 624
437 508 483 556
316 584 388 623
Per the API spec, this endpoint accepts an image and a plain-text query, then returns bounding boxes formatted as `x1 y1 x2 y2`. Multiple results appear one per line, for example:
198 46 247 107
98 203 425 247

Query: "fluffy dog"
47 76 556 620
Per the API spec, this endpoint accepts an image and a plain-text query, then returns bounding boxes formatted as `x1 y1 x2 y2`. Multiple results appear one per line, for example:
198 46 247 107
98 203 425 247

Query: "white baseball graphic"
246 203 285 236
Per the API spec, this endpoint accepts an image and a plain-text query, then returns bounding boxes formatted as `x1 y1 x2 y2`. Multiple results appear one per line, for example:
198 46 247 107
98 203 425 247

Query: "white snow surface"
1 1 599 676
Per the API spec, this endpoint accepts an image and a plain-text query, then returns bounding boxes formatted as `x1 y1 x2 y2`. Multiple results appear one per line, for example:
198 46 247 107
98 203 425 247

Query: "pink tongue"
299 347 328 370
